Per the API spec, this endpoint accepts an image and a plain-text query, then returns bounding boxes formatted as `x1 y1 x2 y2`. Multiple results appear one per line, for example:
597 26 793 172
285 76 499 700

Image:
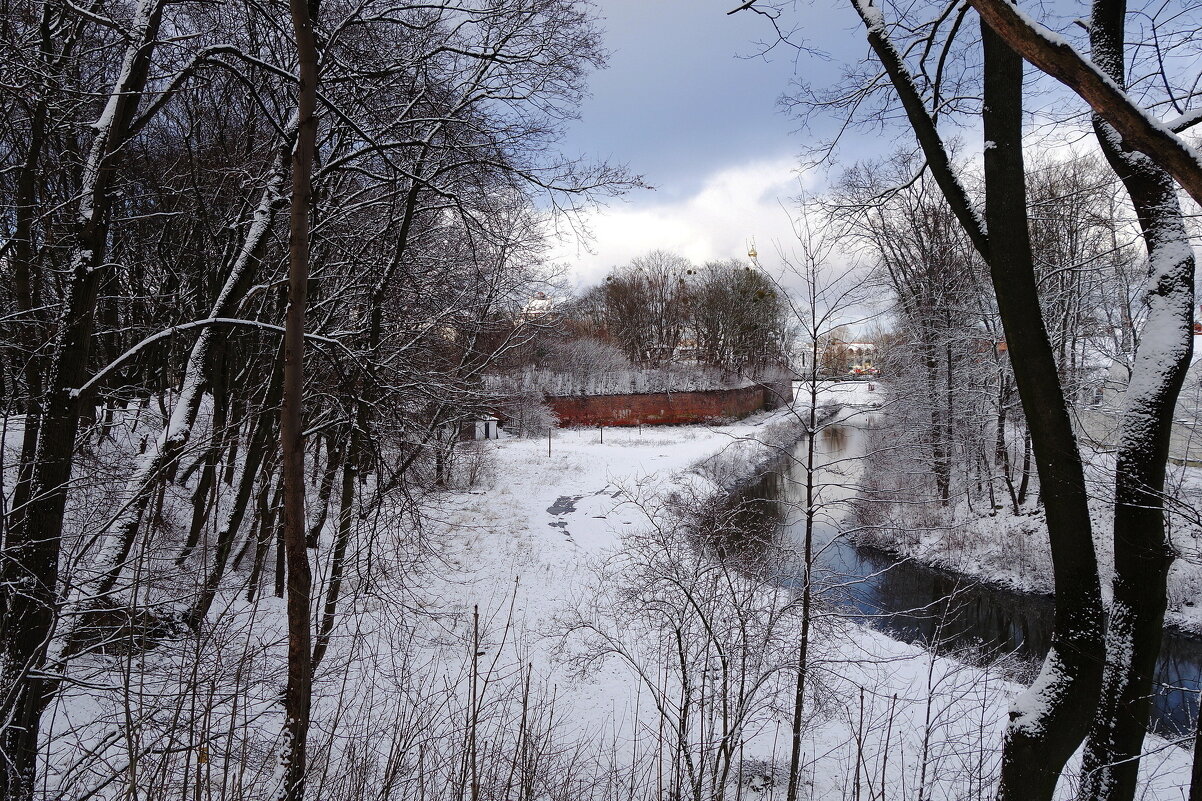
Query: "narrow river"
728 411 1202 737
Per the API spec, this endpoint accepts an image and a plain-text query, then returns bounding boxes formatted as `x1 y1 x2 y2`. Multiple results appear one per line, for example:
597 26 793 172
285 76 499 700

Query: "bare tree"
279 0 318 793
0 0 634 795
592 251 694 365
771 229 870 801
735 0 1199 795
693 259 792 374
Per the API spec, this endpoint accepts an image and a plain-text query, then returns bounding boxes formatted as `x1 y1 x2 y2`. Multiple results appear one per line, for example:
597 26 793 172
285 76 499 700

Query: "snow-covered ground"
23 381 1195 798
850 438 1202 635
402 386 1191 799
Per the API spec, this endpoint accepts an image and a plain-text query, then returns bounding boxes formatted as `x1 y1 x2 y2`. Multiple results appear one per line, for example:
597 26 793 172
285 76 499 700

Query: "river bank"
408 387 1192 799
843 424 1202 636
734 410 1202 739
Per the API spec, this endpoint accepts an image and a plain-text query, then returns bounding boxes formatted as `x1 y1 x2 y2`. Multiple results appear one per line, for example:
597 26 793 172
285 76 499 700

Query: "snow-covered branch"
968 0 1202 206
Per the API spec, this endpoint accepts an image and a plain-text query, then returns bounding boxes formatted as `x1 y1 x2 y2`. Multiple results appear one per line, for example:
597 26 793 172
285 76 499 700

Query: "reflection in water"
722 415 1202 737
819 423 847 453
695 483 786 567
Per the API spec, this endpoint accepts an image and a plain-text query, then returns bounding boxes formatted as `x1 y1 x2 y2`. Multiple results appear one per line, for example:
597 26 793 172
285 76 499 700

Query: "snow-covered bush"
560 485 822 801
498 385 558 437
449 440 496 489
488 364 770 397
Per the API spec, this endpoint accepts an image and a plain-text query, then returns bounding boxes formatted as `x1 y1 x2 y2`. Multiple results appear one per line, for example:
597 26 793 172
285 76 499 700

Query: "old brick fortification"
546 382 791 427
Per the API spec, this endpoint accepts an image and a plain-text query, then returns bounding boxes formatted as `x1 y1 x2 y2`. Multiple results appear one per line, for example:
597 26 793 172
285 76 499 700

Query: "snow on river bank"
416 385 1192 800
848 434 1202 635
33 381 1192 798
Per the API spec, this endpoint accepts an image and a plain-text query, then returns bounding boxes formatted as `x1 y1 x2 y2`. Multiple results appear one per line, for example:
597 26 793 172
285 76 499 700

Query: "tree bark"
1077 2 1196 798
279 0 318 793
849 8 1107 795
312 458 355 668
305 436 343 549
980 20 1105 801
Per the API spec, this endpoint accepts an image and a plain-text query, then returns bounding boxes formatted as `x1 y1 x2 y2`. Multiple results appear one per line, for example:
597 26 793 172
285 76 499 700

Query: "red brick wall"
545 385 768 427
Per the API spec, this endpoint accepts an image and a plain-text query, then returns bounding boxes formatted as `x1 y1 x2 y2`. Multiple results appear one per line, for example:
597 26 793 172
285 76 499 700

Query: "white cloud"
550 156 816 288
545 155 890 336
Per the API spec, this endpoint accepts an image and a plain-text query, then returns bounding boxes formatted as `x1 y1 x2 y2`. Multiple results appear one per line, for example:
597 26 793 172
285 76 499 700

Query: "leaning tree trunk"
851 9 1113 794
186 354 283 628
980 23 1106 801
1077 2 1197 799
75 132 293 615
279 0 318 795
312 454 356 669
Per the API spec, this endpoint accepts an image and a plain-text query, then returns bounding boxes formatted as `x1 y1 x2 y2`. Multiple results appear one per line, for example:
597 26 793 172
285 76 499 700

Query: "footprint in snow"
547 495 582 543
546 495 582 516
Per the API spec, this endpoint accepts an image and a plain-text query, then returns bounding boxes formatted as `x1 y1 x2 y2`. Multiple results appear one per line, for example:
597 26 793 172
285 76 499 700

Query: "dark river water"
726 412 1202 738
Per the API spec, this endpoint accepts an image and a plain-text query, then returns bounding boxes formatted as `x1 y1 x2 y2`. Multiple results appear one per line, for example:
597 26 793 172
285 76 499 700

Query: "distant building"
843 343 877 374
459 413 502 441
520 291 555 323
819 339 878 376
673 337 701 362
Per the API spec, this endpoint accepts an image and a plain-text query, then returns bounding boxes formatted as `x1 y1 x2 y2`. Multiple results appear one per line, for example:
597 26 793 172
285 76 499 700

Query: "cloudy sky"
550 0 869 287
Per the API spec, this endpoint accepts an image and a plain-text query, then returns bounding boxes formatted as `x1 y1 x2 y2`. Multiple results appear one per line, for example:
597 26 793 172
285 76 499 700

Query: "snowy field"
24 381 1195 798
396 385 1192 799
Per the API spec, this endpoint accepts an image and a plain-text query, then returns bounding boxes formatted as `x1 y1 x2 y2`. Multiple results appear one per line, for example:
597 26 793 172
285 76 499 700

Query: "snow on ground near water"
423 412 797 720
427 380 881 660
420 383 1191 799
853 437 1202 634
13 380 1192 798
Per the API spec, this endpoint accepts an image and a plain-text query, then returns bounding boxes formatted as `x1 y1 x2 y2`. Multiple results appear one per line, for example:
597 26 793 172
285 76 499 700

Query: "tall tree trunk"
943 332 954 506
981 22 1105 801
786 356 819 801
1078 2 1196 798
0 2 166 794
247 471 282 604
995 375 1021 513
851 10 1106 795
4 1 88 545
279 0 318 794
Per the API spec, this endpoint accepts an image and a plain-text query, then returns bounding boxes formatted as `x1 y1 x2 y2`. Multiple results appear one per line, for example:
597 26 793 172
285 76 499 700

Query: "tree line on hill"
500 250 795 382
